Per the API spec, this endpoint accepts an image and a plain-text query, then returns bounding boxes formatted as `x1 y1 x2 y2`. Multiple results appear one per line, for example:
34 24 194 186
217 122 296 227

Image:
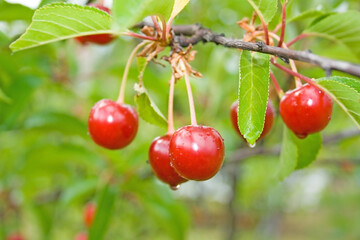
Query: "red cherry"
75 4 115 45
88 99 138 149
231 100 275 141
75 233 87 240
6 233 24 240
169 125 225 181
149 135 187 190
83 202 96 227
279 84 333 139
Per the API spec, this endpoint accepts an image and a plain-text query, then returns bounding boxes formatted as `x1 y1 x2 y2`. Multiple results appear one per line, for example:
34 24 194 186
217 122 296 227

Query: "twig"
226 128 360 165
168 24 360 78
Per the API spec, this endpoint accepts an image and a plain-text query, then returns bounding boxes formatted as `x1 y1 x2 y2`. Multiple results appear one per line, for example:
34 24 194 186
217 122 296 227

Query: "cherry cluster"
88 99 225 189
78 3 334 191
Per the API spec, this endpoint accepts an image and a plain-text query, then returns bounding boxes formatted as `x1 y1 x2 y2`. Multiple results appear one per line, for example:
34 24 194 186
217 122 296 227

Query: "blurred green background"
1 0 360 239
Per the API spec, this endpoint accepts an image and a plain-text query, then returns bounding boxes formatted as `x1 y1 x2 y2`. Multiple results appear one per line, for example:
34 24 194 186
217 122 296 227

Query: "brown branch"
226 128 360 165
170 24 360 78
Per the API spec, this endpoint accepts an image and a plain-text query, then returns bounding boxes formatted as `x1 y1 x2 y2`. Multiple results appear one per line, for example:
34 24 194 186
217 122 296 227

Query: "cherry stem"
117 41 149 104
151 16 162 36
273 23 281 33
287 33 309 47
262 22 270 45
166 19 173 42
124 32 157 42
270 72 284 98
183 62 198 126
160 17 168 44
167 75 176 135
256 12 270 45
250 12 257 26
277 1 287 47
264 32 302 88
271 59 316 86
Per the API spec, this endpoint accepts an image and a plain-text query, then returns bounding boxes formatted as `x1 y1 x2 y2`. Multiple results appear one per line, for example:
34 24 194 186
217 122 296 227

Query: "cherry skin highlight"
279 84 333 139
75 4 115 45
83 202 96 227
231 100 275 141
88 99 138 149
169 125 225 181
149 135 187 190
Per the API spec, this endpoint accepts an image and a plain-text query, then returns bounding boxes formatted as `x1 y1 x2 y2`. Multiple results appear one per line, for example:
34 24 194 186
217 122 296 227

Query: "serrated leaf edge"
10 3 115 52
317 79 360 130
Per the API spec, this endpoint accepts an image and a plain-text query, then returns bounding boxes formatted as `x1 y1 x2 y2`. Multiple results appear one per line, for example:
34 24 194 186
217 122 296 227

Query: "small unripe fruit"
169 125 225 181
88 99 138 149
6 233 24 240
149 135 187 190
279 84 333 138
83 202 96 227
231 100 275 141
75 233 87 240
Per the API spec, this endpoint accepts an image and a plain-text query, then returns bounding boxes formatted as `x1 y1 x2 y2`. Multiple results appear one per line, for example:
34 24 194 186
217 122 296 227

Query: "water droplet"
170 185 180 191
248 143 256 148
296 133 308 139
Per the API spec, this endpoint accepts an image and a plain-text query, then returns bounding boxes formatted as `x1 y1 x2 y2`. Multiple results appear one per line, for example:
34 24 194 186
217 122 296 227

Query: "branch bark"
226 128 360 165
169 24 360 78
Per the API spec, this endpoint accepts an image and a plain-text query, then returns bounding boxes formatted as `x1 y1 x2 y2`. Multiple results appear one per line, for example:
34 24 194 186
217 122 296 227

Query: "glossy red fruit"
75 4 115 45
231 100 275 141
75 233 87 240
169 125 225 181
83 202 96 227
279 84 333 139
6 233 24 240
88 99 138 149
149 135 187 190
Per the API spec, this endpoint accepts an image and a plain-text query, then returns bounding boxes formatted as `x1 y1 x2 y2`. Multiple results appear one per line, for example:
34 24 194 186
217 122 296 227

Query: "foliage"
0 0 360 239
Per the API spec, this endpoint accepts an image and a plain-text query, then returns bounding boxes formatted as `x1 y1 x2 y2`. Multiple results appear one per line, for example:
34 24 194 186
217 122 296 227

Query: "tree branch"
226 128 360 165
170 24 360 78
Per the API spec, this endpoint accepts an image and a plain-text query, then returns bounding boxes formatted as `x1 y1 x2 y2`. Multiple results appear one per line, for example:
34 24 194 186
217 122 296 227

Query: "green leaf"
135 181 190 240
60 179 98 206
23 111 87 137
288 9 325 23
169 0 190 22
10 3 114 52
304 11 360 58
137 56 148 81
39 0 65 8
277 127 321 179
323 76 360 94
89 184 117 240
23 143 102 175
246 0 278 23
112 0 174 30
317 77 360 130
134 84 167 129
278 127 298 180
238 51 270 145
0 1 34 22
0 75 43 130
294 132 322 169
0 88 11 104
